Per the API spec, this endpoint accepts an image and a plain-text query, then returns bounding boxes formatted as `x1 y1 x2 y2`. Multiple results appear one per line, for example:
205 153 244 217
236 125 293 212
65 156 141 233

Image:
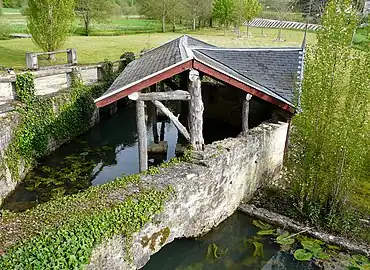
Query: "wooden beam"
242 94 253 136
136 100 148 172
151 100 191 142
188 69 204 151
96 60 193 108
128 90 191 101
193 60 295 114
163 78 180 90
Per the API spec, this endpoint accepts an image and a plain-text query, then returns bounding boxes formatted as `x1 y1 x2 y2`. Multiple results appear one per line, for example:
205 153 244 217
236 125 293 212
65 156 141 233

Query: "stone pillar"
188 69 204 151
136 100 148 172
67 48 78 65
242 94 253 136
26 53 38 70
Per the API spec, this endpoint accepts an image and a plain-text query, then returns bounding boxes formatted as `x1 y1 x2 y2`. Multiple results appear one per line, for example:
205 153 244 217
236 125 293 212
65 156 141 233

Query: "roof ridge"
194 47 303 51
192 49 292 104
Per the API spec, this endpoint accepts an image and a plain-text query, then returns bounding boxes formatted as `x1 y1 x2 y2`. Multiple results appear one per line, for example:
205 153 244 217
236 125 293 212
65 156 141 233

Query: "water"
144 212 318 270
2 103 242 212
2 105 180 212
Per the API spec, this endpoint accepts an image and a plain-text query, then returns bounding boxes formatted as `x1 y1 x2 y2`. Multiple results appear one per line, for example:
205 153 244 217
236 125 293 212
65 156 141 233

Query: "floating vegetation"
347 254 370 270
257 229 277 236
252 220 272 230
206 243 228 261
276 232 295 245
294 249 313 261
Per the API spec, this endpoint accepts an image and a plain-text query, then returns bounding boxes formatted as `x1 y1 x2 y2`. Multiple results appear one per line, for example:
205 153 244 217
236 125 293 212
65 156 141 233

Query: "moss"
141 227 171 251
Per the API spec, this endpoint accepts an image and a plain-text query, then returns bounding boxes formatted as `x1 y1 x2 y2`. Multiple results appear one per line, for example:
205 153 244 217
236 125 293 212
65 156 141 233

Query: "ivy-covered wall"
0 71 109 205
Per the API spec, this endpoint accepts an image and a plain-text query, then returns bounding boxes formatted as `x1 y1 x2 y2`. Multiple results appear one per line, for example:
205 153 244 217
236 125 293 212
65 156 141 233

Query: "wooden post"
188 69 204 151
150 84 159 143
136 100 148 172
160 122 165 141
242 94 253 136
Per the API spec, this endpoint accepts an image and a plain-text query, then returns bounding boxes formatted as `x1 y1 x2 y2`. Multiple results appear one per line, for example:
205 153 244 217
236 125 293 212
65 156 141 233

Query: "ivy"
4 74 107 180
15 72 36 104
0 186 172 269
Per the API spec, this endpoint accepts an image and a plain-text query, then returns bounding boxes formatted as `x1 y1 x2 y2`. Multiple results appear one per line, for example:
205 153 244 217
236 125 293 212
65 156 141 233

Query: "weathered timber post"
136 100 148 172
150 84 159 143
188 69 204 151
242 94 253 136
67 48 78 65
160 122 165 142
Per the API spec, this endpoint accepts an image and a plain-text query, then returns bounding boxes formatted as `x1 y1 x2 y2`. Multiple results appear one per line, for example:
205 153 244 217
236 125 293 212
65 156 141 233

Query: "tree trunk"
277 21 283 41
188 69 204 151
84 15 90 36
162 14 166 33
209 18 213 27
193 18 196 31
136 100 148 172
247 24 250 38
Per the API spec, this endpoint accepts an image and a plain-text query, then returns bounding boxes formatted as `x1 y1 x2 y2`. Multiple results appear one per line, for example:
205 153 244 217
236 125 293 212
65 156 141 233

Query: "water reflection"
143 212 318 270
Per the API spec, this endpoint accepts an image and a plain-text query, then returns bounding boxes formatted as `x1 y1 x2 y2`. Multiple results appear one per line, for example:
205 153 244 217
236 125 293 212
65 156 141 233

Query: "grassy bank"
0 27 315 69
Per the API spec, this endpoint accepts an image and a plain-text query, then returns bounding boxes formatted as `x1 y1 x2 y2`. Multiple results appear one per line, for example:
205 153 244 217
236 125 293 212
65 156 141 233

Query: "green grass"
0 27 316 69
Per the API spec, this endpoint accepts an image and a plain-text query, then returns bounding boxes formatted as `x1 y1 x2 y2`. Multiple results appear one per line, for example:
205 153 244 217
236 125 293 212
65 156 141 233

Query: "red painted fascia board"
96 60 193 108
193 60 295 114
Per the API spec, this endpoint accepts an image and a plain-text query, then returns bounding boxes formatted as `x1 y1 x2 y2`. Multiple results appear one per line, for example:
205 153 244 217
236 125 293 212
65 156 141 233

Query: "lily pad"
253 242 264 257
257 229 276 236
314 250 330 260
301 240 322 253
276 232 295 245
252 220 272 230
294 249 313 261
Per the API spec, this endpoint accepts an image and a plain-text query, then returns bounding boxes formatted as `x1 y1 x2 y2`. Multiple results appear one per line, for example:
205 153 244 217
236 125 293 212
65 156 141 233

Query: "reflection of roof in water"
95 35 304 111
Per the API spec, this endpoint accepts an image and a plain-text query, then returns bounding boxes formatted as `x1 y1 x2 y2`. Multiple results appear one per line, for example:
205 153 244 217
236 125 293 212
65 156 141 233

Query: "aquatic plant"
276 232 295 245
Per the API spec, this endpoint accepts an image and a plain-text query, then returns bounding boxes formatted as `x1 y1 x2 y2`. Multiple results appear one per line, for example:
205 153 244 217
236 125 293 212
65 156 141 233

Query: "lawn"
0 27 316 69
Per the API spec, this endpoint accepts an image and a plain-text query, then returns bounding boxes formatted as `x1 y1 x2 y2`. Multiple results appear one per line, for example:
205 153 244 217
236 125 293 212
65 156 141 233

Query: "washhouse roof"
95 35 304 113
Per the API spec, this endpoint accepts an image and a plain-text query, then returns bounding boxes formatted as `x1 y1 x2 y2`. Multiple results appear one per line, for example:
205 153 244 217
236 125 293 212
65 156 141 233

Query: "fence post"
26 53 38 70
67 48 78 65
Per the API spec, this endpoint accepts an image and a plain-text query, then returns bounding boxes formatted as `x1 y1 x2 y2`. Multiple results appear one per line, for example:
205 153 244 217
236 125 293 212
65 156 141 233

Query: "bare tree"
272 0 299 41
183 0 213 30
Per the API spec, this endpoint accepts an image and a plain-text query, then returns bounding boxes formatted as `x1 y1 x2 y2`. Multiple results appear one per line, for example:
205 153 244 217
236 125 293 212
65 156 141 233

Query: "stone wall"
88 121 288 270
0 66 100 104
0 90 100 205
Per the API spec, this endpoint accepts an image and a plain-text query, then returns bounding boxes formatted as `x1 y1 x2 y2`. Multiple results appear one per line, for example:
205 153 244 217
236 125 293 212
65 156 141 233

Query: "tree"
75 0 116 36
233 0 262 37
213 0 234 35
183 0 213 30
27 0 75 56
287 0 369 232
271 0 298 40
137 0 176 33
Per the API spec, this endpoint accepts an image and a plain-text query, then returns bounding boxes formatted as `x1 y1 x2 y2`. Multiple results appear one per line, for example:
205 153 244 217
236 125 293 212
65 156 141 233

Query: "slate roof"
95 35 304 109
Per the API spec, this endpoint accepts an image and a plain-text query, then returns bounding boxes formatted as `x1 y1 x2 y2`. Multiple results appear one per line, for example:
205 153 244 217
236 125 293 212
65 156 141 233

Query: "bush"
0 18 10 40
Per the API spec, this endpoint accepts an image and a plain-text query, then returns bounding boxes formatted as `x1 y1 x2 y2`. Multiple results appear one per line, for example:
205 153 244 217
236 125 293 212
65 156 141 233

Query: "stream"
143 212 318 270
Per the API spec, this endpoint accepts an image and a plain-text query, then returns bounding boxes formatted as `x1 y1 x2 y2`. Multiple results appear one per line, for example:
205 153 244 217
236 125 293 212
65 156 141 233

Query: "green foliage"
252 220 272 230
276 232 295 245
348 254 370 270
118 51 135 73
212 0 234 35
27 0 75 52
287 0 370 233
2 0 23 8
233 0 262 37
294 249 313 261
4 75 107 180
0 16 11 40
75 0 117 36
256 229 277 236
15 72 35 103
0 184 172 269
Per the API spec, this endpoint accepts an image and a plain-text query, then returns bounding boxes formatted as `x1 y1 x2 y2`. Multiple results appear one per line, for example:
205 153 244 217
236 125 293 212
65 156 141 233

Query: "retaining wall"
88 121 288 269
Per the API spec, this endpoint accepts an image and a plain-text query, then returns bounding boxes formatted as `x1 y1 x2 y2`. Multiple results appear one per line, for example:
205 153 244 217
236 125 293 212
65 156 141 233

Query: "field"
0 27 316 69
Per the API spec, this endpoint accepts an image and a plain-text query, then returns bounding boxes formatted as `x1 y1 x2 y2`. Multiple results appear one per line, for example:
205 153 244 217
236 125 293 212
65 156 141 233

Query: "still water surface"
144 212 318 270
